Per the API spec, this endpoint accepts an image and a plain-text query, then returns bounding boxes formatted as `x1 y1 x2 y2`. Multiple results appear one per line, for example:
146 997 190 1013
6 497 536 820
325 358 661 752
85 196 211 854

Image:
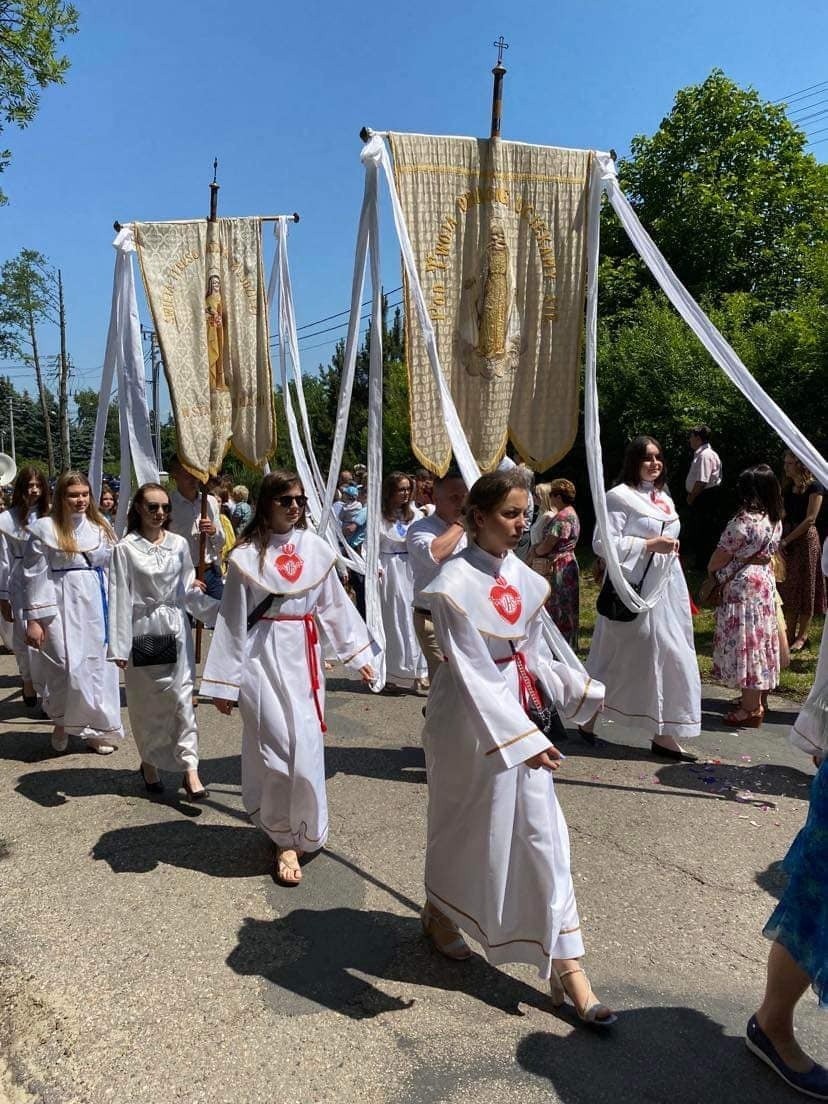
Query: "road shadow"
92 820 270 877
325 744 426 785
702 694 800 733
755 859 789 901
516 1006 801 1104
15 765 202 817
227 906 554 1021
0 728 57 764
655 760 813 803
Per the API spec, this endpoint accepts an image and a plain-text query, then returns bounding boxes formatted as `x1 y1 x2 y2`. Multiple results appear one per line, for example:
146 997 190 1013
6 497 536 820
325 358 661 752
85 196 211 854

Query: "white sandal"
550 966 617 1027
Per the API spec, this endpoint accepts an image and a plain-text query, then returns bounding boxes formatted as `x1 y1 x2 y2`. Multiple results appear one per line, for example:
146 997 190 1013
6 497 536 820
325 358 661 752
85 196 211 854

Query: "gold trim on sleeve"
484 727 538 756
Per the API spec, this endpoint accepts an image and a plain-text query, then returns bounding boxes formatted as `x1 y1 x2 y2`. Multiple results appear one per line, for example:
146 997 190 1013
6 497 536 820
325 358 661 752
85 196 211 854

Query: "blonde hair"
534 482 554 514
52 471 116 553
232 485 250 503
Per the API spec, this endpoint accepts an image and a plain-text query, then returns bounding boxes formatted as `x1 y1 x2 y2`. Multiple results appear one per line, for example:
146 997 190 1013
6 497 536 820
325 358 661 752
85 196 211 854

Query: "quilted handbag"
131 633 178 667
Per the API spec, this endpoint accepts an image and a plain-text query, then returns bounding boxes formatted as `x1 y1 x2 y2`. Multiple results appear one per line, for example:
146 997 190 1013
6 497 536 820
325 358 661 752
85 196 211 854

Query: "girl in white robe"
201 471 378 886
378 471 427 691
585 436 701 760
23 471 123 754
421 468 615 1026
107 483 219 799
0 467 51 706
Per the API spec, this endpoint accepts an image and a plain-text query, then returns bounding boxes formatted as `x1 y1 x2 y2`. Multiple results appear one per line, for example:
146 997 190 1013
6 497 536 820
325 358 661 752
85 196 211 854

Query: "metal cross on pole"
490 35 509 139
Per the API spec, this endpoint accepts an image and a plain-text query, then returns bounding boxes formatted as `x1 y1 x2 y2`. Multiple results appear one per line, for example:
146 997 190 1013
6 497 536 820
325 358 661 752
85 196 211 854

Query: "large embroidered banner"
388 133 591 473
134 217 275 481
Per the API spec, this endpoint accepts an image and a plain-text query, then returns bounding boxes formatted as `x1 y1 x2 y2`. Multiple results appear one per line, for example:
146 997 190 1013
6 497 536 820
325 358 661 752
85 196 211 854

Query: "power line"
790 103 828 124
775 79 828 105
271 299 403 350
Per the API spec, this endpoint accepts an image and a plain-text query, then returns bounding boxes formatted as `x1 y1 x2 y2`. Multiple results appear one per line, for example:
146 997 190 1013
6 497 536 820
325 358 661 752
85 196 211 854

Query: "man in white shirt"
406 470 467 679
168 456 226 599
685 425 723 570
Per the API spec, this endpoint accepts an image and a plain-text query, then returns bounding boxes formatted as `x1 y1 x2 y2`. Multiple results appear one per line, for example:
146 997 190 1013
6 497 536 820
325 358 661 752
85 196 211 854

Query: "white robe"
200 528 379 852
108 531 219 771
0 508 41 687
23 516 124 742
379 510 427 683
587 483 701 740
790 539 828 759
421 543 604 978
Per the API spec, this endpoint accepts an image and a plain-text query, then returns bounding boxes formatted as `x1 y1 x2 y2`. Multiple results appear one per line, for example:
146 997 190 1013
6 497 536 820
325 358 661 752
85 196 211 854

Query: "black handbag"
510 643 569 744
595 522 663 623
131 633 178 667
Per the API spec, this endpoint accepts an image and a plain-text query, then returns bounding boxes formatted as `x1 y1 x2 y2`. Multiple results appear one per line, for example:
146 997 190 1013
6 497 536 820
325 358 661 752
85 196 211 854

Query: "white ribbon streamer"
89 227 159 534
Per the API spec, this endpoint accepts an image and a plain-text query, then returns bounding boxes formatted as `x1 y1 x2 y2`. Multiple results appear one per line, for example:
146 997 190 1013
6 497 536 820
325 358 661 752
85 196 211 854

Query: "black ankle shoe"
182 775 209 801
139 764 164 794
23 693 38 708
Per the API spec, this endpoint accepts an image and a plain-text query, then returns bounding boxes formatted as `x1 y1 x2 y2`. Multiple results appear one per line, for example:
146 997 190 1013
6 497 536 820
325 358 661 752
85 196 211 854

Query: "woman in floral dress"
710 465 783 729
531 479 580 648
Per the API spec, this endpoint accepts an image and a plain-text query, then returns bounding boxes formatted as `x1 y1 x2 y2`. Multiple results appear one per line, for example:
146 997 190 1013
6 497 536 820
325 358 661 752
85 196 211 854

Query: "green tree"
0 1 79 205
601 69 828 315
72 386 120 474
0 249 59 472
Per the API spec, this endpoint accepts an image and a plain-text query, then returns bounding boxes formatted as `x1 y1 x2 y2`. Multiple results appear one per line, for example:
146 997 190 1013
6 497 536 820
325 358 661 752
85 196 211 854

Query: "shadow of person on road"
15 766 202 816
516 1006 787 1104
755 859 789 901
324 744 426 785
0 728 57 764
654 760 813 802
226 907 554 1021
92 820 270 876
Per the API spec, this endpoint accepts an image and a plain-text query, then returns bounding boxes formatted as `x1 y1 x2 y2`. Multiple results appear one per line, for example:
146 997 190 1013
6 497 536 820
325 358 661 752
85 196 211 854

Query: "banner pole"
489 35 509 138
195 159 220 665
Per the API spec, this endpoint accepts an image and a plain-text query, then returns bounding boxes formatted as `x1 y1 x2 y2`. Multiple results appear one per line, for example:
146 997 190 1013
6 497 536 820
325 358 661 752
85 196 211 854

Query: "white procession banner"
134 217 275 481
388 133 591 473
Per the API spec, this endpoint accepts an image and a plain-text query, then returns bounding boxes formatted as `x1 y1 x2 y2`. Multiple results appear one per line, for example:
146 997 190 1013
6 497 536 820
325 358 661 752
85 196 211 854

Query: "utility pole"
8 396 15 463
57 269 71 471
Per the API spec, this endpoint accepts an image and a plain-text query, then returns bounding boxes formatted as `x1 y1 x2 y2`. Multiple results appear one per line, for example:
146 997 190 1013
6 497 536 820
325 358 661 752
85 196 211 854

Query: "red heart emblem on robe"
275 543 304 582
489 576 522 625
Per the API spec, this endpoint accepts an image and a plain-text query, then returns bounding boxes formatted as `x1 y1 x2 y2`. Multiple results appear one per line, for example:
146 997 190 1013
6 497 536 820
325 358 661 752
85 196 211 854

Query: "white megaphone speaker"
0 453 16 487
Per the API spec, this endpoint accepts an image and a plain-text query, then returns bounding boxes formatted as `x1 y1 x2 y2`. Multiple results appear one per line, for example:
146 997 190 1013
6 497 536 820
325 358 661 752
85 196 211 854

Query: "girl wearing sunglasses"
583 435 700 761
201 470 378 886
107 483 219 799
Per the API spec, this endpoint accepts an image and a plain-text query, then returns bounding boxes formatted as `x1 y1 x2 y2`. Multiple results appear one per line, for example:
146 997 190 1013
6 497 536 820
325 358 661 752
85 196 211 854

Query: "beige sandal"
276 848 304 886
550 966 617 1026
420 901 471 960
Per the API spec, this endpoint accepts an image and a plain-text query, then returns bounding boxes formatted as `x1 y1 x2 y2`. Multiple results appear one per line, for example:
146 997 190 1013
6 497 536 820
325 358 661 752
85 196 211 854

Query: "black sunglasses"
276 494 307 509
144 502 172 513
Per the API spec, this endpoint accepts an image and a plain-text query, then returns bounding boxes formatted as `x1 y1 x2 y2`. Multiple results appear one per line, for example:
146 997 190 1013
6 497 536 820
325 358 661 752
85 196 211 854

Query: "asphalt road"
0 651 824 1104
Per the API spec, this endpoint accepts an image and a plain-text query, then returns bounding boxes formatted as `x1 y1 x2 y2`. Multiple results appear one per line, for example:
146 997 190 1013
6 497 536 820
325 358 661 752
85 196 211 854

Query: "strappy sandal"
724 706 764 728
276 848 303 886
420 901 471 960
550 966 618 1027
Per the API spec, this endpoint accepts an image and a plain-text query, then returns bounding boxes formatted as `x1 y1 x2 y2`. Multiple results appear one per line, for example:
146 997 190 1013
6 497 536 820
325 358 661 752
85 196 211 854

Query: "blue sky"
0 0 826 422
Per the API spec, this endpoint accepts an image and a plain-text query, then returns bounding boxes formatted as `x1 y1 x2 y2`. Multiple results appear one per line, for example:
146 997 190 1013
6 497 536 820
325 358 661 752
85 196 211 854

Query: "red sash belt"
261 613 327 733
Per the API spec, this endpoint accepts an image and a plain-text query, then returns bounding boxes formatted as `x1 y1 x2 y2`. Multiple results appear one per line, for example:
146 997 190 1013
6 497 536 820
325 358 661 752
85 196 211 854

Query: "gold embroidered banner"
389 134 591 473
134 217 275 481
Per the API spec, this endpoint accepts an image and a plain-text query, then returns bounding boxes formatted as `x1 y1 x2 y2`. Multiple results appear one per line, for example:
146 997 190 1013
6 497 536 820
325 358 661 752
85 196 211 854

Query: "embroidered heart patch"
275 543 304 582
490 576 522 625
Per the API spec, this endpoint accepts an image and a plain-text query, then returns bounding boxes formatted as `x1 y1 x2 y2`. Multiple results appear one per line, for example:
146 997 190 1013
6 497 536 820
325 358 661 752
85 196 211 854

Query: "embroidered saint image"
456 218 523 381
205 274 228 391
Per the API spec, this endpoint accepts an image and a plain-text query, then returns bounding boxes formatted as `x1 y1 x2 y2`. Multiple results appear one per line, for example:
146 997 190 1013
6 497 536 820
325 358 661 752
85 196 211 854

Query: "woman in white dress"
108 483 219 799
201 471 378 886
421 468 615 1026
379 471 428 693
584 436 700 761
0 467 51 707
23 471 124 754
